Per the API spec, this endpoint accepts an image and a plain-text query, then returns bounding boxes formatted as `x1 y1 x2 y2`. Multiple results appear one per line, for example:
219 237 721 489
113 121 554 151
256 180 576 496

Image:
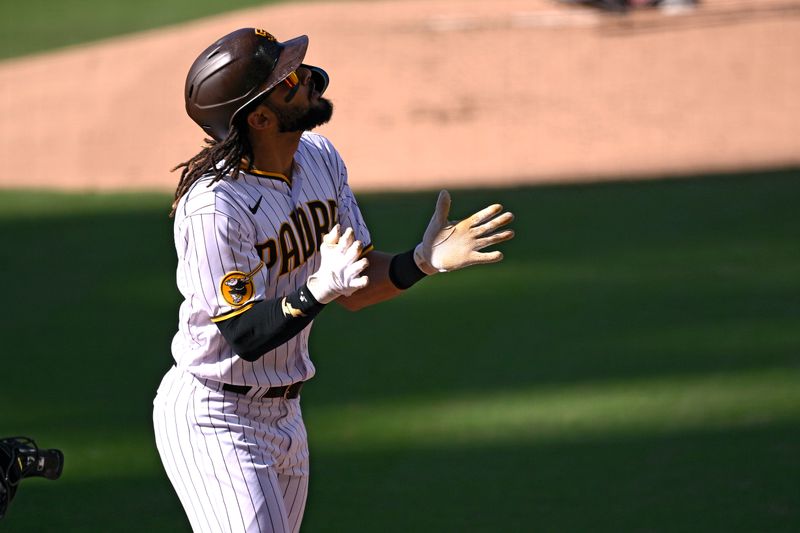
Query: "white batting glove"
414 190 515 275
307 224 369 304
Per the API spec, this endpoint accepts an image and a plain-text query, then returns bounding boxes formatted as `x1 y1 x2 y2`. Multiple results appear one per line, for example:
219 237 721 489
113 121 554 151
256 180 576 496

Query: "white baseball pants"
153 366 309 533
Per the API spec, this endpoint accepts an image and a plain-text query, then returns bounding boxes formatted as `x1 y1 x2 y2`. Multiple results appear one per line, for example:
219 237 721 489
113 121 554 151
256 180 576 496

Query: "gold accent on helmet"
254 28 276 41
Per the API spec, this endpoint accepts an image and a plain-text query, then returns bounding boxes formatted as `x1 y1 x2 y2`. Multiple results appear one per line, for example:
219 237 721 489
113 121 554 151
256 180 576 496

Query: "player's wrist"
389 247 430 290
295 283 325 310
412 243 440 276
306 272 337 304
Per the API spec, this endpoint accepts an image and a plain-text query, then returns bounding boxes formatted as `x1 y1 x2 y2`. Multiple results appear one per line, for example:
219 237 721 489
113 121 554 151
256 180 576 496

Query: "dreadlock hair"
170 105 262 217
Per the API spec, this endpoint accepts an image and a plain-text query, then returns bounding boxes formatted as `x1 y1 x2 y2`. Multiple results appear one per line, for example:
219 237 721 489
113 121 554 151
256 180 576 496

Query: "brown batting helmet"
184 28 327 141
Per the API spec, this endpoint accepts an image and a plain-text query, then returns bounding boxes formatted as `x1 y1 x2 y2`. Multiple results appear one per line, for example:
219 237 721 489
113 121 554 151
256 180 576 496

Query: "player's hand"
307 224 369 304
414 190 514 274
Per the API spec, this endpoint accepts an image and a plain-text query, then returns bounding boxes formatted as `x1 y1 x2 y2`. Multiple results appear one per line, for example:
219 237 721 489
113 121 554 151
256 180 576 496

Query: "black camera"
0 437 64 520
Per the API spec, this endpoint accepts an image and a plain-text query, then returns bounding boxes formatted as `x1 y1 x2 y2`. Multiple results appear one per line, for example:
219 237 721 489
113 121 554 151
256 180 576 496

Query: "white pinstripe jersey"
170 132 372 387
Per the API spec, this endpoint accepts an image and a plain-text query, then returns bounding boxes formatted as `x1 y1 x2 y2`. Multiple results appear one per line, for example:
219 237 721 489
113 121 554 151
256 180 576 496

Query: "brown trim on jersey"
241 166 292 187
360 243 374 258
211 302 256 323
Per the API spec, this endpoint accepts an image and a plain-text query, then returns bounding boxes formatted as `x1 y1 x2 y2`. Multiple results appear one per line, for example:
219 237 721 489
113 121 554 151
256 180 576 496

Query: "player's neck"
251 132 303 178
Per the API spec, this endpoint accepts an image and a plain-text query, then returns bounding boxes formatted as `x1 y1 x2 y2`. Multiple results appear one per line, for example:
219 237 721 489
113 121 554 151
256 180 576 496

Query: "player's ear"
247 105 272 132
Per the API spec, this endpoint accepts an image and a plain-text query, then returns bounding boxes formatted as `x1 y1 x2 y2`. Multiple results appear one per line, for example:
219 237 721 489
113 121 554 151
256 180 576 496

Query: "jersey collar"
240 163 292 187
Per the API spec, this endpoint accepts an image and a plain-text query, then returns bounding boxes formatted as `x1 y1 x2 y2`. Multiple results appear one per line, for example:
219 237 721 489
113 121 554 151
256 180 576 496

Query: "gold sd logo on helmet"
254 28 276 41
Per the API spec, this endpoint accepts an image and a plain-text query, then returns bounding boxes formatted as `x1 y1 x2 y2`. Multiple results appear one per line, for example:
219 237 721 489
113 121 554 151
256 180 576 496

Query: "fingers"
348 257 369 276
322 224 341 246
336 227 355 251
349 275 369 290
322 225 362 263
342 238 363 263
312 225 370 301
471 210 514 239
468 249 504 265
323 225 358 250
432 190 451 228
469 204 504 228
344 258 370 293
475 229 515 250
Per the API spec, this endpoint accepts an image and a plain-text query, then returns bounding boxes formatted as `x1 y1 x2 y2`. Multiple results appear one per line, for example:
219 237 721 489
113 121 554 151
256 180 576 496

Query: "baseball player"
152 27 515 533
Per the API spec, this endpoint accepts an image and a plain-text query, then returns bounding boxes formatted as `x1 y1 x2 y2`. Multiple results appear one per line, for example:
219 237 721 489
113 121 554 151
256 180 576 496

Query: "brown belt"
221 381 304 399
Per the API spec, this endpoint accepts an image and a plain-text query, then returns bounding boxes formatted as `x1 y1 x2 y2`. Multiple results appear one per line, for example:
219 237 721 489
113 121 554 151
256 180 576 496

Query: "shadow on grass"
0 170 798 531
305 422 800 533
1 170 799 408
0 171 797 412
4 422 798 532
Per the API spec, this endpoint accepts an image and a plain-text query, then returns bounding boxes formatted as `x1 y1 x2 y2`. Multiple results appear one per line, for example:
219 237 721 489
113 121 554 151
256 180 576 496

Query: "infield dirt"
0 0 798 191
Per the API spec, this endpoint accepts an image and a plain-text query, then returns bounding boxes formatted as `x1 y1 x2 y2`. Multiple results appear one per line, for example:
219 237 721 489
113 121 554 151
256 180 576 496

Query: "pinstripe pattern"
154 366 308 532
155 133 368 531
169 132 370 386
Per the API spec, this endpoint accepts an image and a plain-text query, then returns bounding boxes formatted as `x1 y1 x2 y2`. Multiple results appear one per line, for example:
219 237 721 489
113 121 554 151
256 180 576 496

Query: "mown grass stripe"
306 368 800 450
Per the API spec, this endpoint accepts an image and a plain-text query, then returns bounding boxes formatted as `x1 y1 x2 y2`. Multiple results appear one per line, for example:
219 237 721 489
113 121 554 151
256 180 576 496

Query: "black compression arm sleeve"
389 248 428 290
215 284 325 362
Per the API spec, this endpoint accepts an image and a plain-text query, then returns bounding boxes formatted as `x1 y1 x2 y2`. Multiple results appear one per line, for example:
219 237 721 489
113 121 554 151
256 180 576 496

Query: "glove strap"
413 243 440 275
306 272 337 304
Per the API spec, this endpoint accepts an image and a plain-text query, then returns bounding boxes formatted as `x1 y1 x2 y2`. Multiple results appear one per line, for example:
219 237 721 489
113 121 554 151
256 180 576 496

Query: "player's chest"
250 189 340 280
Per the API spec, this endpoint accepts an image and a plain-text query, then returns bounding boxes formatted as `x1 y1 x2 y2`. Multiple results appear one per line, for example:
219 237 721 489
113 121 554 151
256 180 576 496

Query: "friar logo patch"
220 263 264 306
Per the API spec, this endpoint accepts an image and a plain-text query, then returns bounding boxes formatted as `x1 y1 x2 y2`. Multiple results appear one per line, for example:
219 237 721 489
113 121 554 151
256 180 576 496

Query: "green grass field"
4 2 799 531
1 169 799 531
0 0 289 60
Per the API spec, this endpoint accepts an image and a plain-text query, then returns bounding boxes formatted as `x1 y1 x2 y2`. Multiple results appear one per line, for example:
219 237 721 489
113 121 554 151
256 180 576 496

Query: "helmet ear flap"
302 64 329 95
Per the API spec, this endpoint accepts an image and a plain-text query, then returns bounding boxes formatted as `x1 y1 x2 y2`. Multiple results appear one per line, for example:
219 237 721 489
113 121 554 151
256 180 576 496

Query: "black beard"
272 97 334 133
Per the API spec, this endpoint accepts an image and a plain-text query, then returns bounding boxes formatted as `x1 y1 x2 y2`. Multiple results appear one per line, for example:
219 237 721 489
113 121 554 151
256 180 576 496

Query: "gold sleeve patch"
220 262 264 307
221 272 253 306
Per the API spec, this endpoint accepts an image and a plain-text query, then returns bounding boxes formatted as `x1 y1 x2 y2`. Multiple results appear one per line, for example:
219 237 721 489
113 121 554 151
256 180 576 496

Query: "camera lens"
35 449 64 481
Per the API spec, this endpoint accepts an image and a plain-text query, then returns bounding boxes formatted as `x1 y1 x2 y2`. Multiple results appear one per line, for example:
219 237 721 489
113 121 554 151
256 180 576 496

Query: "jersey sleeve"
176 211 267 322
332 147 373 254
